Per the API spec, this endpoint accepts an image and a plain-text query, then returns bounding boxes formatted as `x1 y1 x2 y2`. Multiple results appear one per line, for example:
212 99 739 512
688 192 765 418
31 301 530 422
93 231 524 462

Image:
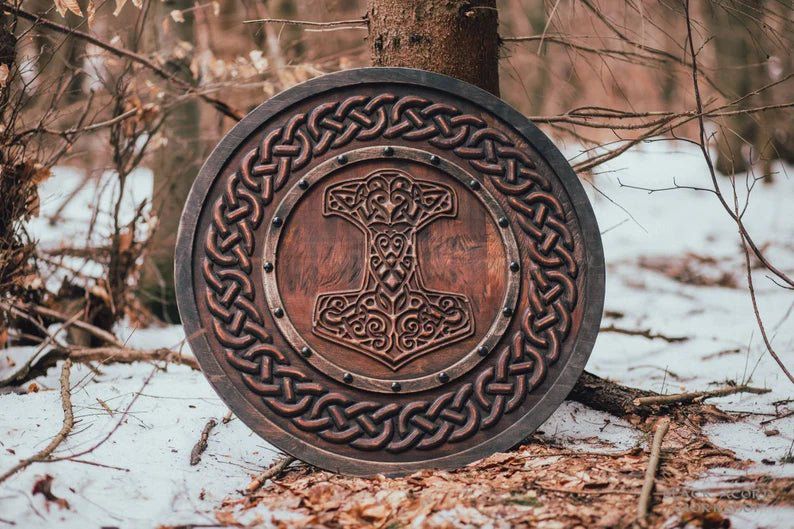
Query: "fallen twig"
569 371 661 417
633 385 770 408
637 417 670 519
48 365 157 462
760 410 794 426
19 303 123 347
1 344 198 388
246 455 297 493
0 360 74 484
96 397 114 416
600 324 688 343
67 346 199 370
533 483 651 497
190 418 218 466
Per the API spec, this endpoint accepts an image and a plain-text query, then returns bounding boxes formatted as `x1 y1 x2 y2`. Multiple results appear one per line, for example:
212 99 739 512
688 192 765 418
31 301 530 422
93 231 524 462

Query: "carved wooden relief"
313 169 475 370
175 68 605 476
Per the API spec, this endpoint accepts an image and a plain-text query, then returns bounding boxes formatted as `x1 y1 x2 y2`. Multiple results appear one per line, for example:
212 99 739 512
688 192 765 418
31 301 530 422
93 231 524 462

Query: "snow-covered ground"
1 142 792 527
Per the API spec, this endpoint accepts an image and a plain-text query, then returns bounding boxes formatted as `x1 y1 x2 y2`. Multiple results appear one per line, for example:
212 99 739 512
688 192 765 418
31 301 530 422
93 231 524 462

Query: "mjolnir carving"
312 169 474 370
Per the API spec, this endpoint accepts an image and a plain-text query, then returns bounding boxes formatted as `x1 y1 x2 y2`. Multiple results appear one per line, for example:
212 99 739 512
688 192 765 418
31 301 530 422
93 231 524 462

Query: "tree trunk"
367 0 500 96
139 0 202 322
711 0 792 179
366 0 656 417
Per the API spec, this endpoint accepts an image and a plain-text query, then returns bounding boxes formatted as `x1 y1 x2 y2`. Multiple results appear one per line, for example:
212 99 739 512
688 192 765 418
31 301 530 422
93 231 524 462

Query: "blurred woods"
0 1 791 366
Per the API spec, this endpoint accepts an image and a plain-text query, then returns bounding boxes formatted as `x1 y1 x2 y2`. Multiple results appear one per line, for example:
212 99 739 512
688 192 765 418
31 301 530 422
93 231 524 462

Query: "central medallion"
263 146 520 393
313 169 475 370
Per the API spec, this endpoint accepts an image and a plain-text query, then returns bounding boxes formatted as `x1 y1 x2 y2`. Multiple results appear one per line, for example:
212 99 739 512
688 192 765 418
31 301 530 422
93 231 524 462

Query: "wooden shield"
175 68 604 476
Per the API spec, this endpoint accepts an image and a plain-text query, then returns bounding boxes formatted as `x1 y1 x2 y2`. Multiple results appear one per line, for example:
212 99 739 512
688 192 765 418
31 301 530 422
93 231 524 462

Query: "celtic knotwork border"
201 92 579 453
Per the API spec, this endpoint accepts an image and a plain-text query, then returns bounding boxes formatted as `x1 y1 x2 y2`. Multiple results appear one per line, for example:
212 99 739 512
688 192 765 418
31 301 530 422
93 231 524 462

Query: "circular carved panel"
263 146 520 394
176 68 604 476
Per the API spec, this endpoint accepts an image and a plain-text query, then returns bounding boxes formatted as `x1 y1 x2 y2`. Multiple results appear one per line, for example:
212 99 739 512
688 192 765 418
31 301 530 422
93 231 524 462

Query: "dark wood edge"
174 67 605 476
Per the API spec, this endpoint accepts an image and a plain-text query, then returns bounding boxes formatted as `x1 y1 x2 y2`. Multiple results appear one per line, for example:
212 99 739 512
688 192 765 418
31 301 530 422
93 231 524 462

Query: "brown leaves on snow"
32 474 70 511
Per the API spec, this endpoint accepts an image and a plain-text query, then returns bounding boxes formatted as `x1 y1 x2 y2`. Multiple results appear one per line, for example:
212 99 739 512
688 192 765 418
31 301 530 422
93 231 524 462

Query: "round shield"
175 68 604 476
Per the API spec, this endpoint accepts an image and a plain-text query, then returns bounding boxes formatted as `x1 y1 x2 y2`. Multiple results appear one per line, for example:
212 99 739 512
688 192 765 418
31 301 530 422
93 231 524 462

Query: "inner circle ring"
262 145 521 393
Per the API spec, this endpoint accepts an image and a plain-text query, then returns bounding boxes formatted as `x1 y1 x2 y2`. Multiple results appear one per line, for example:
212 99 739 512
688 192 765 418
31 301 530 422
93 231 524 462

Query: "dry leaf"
54 0 83 18
170 9 185 23
31 164 52 185
32 475 70 511
113 0 127 17
86 0 96 27
214 510 238 526
0 64 9 88
679 511 731 529
118 230 133 253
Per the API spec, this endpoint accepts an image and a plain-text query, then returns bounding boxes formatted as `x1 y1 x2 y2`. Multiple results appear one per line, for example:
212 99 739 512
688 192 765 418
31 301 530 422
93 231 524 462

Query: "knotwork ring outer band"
175 67 605 476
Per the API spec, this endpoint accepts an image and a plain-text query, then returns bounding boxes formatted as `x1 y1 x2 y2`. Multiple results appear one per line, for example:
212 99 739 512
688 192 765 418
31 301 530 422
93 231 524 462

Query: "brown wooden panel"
175 68 605 476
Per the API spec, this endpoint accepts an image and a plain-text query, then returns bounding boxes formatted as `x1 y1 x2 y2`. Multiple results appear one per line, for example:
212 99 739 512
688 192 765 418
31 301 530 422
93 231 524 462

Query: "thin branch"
681 0 794 290
13 302 123 347
0 360 74 485
48 365 157 462
1 2 243 120
13 107 139 141
246 455 297 493
637 417 670 519
737 195 794 383
633 384 770 407
190 418 218 466
243 17 366 27
503 34 671 65
66 346 200 370
600 324 689 343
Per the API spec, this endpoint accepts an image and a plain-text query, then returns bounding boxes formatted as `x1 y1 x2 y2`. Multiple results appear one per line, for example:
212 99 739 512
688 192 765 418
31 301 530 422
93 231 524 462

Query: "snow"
0 359 275 527
2 142 792 527
536 401 643 452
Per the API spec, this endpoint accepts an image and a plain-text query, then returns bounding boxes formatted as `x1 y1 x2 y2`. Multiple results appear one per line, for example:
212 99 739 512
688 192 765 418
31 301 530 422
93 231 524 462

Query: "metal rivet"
438 372 449 383
391 382 402 392
300 346 311 358
298 179 309 190
383 146 394 156
429 155 440 165
274 307 284 318
477 345 489 356
343 373 353 383
469 179 481 190
263 261 274 273
502 307 513 317
498 217 509 228
337 154 348 164
272 216 283 227
509 261 520 273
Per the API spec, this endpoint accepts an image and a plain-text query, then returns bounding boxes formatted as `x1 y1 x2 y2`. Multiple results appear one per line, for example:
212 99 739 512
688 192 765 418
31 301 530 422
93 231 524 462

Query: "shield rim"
175 67 605 476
